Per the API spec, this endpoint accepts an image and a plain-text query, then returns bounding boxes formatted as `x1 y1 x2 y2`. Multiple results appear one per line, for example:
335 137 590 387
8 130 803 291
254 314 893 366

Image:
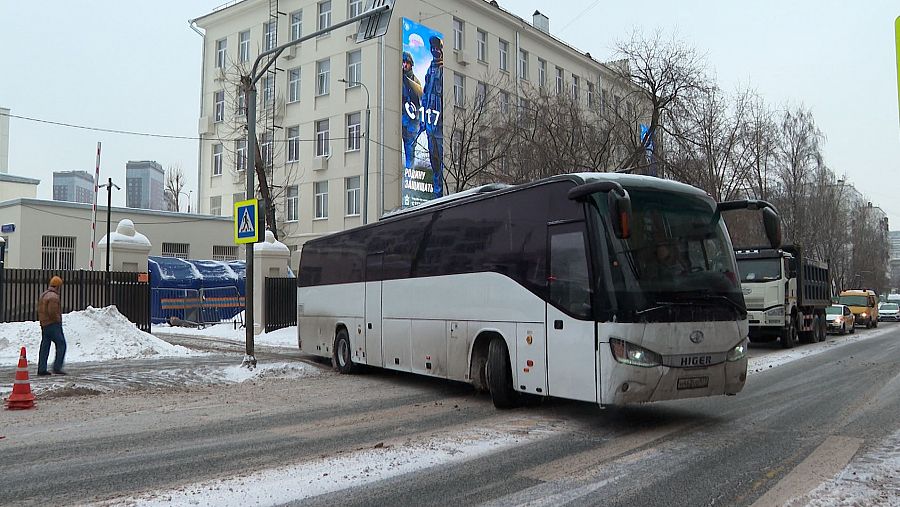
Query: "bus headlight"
765 307 784 317
610 338 662 368
726 340 748 362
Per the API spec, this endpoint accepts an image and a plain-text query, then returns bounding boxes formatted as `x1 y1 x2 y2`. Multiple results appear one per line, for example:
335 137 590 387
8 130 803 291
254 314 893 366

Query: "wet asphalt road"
0 324 897 506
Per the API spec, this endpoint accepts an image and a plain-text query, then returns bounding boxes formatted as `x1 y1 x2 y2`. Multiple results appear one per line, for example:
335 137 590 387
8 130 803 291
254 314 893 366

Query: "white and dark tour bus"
296 173 781 408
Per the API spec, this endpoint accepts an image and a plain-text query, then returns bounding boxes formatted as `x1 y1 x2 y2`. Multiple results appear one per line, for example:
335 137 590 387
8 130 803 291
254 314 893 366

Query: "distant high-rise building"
0 106 10 174
52 170 95 204
126 160 165 210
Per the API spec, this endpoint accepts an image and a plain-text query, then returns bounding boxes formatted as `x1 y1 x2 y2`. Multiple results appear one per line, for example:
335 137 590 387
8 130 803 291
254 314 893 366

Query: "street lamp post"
0 236 6 322
99 177 120 303
178 190 193 213
339 78 371 224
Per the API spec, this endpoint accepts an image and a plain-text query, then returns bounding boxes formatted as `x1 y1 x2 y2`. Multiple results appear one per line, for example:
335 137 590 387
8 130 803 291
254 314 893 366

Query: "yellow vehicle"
838 290 879 328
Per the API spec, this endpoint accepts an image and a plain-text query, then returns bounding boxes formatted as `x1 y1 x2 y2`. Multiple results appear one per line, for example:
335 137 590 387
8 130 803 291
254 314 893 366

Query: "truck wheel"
486 336 520 409
781 318 797 349
332 328 354 374
816 316 826 342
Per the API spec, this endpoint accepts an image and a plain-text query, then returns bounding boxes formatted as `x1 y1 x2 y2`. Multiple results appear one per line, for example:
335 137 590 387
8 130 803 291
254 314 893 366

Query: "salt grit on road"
747 325 897 375
99 425 555 507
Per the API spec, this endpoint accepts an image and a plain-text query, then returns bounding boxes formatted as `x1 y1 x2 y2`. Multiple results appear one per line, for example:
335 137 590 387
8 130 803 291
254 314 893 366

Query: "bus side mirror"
608 191 632 240
763 207 782 249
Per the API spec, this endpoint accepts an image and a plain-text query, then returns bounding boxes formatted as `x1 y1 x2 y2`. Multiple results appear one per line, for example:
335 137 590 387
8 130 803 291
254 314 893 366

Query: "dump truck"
734 246 831 348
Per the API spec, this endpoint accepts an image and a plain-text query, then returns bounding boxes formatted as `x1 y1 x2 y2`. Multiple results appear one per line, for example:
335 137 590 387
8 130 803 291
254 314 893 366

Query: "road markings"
750 435 863 507
520 422 688 481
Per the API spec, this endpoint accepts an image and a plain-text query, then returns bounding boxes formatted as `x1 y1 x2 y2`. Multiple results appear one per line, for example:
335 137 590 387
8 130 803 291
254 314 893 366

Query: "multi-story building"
126 160 166 210
193 0 632 251
53 170 95 204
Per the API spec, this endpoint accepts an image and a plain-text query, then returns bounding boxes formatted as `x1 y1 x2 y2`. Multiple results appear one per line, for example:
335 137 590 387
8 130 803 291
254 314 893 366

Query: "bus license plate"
677 377 709 390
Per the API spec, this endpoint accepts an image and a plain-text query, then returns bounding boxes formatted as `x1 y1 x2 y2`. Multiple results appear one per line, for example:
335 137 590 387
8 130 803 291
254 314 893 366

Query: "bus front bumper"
599 347 748 406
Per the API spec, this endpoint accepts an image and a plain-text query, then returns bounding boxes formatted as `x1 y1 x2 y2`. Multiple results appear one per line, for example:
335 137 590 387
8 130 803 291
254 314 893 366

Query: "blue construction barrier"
148 257 246 325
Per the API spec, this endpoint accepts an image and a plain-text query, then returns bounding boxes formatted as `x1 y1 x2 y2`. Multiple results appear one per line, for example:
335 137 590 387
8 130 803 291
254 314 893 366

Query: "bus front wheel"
333 328 354 374
486 337 520 409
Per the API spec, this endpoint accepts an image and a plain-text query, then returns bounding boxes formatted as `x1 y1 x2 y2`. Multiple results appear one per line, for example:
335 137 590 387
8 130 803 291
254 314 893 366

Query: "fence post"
0 237 6 322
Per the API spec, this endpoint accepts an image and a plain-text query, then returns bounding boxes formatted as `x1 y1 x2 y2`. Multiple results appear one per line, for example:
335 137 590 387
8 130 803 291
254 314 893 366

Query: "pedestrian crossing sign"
234 199 260 244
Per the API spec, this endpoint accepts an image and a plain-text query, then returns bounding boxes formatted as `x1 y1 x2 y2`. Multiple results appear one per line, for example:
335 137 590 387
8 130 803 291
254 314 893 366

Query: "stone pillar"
98 219 152 272
253 230 292 335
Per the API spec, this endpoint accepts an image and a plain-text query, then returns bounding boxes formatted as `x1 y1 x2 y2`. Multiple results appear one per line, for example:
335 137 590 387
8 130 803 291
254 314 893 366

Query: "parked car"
878 302 900 321
825 304 856 335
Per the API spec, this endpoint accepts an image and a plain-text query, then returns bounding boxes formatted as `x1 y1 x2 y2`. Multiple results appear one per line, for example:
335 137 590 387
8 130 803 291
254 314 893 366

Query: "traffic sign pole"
895 16 900 126
239 0 395 369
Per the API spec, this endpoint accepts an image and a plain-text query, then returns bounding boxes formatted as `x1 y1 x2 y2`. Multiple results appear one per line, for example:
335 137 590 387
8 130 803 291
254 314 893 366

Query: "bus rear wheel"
333 328 354 374
486 337 520 409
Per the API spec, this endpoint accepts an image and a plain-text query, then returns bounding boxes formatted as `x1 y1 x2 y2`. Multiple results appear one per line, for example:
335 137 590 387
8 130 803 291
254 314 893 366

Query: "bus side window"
549 225 592 319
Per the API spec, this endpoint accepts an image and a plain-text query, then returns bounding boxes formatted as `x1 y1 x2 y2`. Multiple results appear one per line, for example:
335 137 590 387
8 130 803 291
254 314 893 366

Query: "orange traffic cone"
6 347 36 410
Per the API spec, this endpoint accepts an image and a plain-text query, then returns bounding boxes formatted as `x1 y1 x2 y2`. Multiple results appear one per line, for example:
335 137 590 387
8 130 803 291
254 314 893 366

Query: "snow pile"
109 427 551 506
0 306 200 364
207 362 318 383
791 430 900 506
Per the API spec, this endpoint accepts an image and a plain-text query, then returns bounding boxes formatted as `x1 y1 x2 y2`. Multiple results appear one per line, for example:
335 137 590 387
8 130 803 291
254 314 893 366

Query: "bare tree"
612 30 710 171
164 163 187 212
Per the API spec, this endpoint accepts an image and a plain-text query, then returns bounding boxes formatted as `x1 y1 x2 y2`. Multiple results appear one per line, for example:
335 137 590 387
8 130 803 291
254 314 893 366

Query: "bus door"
365 253 384 367
545 222 598 403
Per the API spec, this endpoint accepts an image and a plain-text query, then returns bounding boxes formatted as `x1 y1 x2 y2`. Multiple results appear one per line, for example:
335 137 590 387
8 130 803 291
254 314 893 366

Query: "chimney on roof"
533 10 549 34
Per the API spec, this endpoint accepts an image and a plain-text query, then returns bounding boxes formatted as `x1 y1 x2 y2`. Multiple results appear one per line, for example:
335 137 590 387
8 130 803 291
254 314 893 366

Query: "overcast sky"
1 1 898 224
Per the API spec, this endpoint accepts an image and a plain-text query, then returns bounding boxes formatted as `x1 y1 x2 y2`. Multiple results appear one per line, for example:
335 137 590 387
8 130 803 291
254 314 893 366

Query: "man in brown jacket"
37 276 67 376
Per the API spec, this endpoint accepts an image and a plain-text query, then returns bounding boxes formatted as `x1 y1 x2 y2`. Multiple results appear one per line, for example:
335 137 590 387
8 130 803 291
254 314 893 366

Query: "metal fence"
0 269 151 332
264 277 297 333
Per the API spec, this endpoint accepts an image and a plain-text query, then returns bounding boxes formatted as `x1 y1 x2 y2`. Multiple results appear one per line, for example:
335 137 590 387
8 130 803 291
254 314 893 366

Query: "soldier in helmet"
421 35 444 198
401 51 423 169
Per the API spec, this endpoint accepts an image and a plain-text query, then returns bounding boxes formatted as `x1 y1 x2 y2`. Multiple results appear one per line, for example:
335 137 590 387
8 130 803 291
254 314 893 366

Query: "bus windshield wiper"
666 292 746 313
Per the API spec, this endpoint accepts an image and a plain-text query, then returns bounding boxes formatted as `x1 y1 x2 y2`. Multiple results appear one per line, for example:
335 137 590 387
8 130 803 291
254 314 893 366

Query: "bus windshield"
593 188 744 322
736 258 782 282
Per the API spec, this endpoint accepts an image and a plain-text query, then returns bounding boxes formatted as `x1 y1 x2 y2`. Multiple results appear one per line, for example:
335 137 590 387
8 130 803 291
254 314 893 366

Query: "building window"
215 38 227 68
348 0 363 18
212 144 223 176
316 59 330 96
538 58 547 89
161 242 190 260
453 18 464 51
214 91 225 122
287 126 300 162
346 176 360 216
587 82 595 107
210 196 222 215
238 30 250 62
290 10 303 41
601 88 609 110
232 192 245 207
475 81 487 109
499 91 509 115
236 86 246 116
346 112 361 151
518 49 528 80
346 50 362 86
453 73 465 108
236 139 247 172
288 68 301 103
499 39 508 71
318 1 332 31
572 75 580 100
260 132 273 168
263 75 275 104
286 185 299 221
556 66 564 94
314 180 328 219
212 245 239 261
315 119 330 157
263 20 277 51
41 236 75 270
476 29 487 62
